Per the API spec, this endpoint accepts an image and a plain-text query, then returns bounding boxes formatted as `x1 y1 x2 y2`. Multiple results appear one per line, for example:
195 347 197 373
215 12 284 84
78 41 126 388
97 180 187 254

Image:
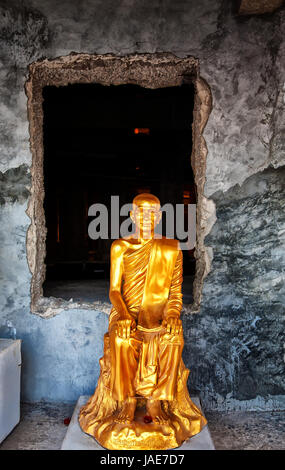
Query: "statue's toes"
154 414 169 425
115 414 124 423
115 413 132 424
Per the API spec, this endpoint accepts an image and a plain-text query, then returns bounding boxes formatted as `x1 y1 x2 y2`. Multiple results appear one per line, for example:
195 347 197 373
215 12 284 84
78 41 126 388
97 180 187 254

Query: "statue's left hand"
163 316 182 336
115 318 136 339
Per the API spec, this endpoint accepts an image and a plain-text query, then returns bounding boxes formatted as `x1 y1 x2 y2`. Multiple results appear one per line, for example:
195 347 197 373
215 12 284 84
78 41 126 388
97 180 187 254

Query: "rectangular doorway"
42 83 196 304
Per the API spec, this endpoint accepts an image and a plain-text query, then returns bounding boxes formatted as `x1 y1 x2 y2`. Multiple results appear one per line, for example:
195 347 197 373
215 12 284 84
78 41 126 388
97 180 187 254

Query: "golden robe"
79 237 207 450
109 237 184 401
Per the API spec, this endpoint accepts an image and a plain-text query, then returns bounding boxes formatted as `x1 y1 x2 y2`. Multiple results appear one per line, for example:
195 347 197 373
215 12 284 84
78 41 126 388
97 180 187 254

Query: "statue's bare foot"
115 397 137 424
146 398 169 424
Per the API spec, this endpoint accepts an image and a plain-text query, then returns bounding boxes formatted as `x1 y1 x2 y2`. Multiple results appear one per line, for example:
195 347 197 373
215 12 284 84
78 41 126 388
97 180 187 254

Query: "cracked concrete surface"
0 402 284 450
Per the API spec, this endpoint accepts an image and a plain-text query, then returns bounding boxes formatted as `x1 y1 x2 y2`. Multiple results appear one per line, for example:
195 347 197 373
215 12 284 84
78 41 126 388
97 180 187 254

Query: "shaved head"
132 193 161 210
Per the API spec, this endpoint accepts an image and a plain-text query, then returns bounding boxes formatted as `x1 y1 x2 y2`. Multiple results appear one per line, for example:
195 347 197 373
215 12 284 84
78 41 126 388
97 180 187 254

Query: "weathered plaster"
0 164 30 205
186 165 285 410
201 6 285 197
0 306 109 402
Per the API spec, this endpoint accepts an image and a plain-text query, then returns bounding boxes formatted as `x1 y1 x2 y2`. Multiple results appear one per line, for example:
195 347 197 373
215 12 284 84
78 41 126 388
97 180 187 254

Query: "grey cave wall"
183 165 285 410
0 0 284 410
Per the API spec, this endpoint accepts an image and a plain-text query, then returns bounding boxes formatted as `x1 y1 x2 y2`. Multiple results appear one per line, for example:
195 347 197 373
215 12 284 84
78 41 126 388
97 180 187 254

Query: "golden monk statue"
79 193 207 449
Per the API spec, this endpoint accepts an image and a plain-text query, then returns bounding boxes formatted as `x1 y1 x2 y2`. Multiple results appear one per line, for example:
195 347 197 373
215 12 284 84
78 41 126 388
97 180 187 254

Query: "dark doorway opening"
42 83 195 303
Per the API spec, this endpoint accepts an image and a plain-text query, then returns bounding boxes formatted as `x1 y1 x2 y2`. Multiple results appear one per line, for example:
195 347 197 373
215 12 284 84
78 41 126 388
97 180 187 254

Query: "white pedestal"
0 339 22 443
61 396 215 450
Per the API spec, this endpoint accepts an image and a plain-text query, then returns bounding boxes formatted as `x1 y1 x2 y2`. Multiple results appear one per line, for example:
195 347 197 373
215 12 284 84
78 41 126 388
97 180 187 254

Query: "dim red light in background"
134 128 150 135
183 190 191 204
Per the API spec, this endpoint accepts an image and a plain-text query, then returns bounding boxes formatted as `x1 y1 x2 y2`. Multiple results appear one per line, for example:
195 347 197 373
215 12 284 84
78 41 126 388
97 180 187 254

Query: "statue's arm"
163 248 183 335
109 240 132 322
165 248 183 319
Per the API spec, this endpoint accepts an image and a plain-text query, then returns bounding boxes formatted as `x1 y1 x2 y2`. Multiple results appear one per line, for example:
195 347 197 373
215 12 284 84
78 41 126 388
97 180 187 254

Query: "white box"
0 339 22 443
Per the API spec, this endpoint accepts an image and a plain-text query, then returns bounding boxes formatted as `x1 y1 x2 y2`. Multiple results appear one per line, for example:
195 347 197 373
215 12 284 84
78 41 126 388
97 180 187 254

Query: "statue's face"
131 200 161 238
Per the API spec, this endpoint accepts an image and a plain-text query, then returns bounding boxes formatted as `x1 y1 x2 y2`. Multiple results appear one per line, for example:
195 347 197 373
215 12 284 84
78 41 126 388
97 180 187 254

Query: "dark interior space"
42 83 196 303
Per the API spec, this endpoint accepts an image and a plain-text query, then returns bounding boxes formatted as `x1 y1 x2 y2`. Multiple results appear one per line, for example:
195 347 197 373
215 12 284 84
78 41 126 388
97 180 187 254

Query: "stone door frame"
25 53 212 317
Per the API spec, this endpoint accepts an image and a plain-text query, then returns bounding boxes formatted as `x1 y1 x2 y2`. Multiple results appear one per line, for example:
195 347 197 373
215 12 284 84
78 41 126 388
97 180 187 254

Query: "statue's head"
130 193 162 238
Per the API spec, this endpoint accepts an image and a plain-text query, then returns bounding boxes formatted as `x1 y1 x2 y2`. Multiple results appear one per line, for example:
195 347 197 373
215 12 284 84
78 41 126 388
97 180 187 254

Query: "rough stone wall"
0 0 284 409
184 165 285 410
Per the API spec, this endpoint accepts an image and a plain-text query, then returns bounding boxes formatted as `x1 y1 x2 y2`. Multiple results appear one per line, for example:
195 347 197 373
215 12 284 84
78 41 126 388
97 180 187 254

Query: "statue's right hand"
115 319 136 339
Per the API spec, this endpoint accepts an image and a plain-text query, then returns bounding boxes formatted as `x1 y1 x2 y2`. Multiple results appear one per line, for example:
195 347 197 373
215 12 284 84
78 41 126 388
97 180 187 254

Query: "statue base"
87 405 199 450
61 396 215 450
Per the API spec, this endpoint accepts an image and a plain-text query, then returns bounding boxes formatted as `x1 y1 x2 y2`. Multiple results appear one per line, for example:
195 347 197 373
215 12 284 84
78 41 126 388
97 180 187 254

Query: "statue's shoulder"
110 238 129 255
